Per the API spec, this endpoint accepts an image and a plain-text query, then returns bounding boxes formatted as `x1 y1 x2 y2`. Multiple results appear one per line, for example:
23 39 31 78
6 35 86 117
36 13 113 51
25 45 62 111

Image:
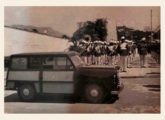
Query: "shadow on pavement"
127 64 160 68
5 93 20 102
121 75 160 78
148 89 160 92
143 85 160 92
5 93 73 103
143 85 160 88
5 93 118 104
147 72 160 74
147 66 160 68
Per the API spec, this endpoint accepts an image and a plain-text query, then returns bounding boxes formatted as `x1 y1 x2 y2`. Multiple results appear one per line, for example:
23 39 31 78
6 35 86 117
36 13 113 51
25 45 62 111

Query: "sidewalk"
119 54 160 78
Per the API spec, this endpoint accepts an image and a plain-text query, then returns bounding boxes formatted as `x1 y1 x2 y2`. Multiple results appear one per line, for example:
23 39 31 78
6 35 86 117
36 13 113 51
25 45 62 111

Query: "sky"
5 7 160 40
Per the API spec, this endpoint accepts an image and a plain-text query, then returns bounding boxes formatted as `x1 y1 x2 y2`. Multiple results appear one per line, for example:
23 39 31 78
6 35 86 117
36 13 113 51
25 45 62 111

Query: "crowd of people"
78 36 160 72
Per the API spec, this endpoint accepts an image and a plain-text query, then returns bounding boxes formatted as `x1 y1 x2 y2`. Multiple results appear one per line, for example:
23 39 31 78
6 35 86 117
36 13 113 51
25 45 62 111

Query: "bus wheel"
18 84 36 102
84 84 104 103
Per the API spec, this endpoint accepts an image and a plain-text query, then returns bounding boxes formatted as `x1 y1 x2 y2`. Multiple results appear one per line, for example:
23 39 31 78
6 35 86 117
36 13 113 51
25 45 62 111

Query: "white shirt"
120 42 127 50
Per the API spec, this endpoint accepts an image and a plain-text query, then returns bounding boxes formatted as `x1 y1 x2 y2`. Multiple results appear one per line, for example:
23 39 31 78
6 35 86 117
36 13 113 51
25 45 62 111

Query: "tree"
70 18 108 52
95 18 108 41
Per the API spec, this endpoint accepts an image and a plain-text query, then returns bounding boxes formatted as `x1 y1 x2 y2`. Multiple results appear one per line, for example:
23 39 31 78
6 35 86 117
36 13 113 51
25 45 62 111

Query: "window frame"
41 55 75 71
9 54 76 71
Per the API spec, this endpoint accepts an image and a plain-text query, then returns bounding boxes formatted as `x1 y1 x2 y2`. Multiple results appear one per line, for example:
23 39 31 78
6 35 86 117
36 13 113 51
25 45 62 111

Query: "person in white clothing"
117 36 129 72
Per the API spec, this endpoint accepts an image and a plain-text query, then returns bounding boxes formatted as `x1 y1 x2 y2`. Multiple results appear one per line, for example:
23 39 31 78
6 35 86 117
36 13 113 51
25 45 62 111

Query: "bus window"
11 57 27 70
28 57 41 69
54 57 73 70
43 57 54 70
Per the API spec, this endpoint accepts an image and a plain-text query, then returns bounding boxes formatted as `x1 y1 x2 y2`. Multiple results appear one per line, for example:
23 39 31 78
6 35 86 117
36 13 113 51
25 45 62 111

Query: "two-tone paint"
6 52 123 99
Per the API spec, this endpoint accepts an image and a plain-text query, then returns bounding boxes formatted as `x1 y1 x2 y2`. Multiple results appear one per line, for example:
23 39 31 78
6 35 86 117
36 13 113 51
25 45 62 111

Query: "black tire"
105 94 119 103
84 84 104 103
17 84 36 102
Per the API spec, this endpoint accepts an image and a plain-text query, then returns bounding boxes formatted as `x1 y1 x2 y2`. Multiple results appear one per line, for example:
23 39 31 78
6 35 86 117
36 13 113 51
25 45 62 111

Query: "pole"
116 23 118 41
151 9 153 41
151 9 152 32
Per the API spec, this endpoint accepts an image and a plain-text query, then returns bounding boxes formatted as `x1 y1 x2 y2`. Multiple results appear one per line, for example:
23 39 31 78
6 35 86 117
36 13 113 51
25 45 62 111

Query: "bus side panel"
8 71 39 81
42 82 73 94
42 71 74 94
6 71 40 91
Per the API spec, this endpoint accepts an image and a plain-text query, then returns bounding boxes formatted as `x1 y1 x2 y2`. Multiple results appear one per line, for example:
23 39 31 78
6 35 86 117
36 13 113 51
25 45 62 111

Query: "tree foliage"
70 18 108 52
72 19 107 42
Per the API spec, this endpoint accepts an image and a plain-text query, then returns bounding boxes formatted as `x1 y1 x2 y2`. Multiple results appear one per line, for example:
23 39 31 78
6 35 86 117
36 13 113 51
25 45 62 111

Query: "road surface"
5 76 160 113
4 54 160 113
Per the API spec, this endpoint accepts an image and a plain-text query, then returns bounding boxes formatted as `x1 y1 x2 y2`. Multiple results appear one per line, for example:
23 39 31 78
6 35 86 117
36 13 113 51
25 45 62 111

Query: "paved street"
4 55 160 113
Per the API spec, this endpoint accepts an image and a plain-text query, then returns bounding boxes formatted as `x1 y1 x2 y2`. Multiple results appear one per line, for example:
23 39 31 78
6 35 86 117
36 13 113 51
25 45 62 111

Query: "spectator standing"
127 40 133 68
117 36 129 72
79 40 88 65
94 42 101 65
132 42 137 60
137 37 148 67
107 42 115 66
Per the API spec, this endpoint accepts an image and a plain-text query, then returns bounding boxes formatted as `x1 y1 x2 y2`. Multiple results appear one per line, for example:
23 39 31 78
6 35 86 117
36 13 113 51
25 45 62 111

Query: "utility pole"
151 9 152 32
115 23 118 42
150 9 153 41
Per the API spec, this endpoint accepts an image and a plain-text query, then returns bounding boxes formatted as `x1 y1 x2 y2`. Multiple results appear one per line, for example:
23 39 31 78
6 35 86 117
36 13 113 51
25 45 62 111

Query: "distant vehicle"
5 52 123 103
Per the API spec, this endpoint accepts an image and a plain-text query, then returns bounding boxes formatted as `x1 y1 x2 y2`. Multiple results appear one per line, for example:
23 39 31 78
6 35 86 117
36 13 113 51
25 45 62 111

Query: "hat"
141 37 146 41
125 40 129 43
80 40 88 44
121 36 125 40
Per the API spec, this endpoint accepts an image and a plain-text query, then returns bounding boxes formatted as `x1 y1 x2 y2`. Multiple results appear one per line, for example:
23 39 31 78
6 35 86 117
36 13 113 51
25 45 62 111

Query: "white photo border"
0 0 164 120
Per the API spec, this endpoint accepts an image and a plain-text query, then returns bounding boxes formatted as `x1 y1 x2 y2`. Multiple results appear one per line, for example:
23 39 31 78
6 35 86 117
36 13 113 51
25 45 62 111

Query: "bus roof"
11 51 79 57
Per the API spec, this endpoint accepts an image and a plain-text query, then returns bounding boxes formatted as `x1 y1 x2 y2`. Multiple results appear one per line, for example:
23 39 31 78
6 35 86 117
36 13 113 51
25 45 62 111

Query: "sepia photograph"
4 6 160 114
